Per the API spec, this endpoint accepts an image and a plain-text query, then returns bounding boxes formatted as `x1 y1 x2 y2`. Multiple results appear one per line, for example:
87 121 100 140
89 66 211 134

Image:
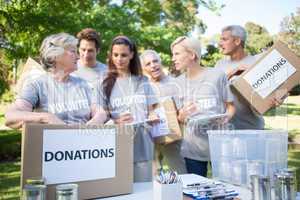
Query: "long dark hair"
103 35 142 103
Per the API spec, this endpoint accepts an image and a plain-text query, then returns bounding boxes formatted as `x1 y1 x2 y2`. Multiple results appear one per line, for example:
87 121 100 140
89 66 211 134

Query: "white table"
100 182 252 200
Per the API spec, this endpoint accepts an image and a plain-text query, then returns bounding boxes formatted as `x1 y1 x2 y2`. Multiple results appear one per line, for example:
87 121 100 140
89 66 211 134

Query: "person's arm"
5 99 65 129
224 102 235 123
86 104 108 125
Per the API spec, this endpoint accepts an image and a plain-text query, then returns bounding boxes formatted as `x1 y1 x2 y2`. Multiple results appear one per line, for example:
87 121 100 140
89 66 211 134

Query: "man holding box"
140 50 187 174
215 25 265 129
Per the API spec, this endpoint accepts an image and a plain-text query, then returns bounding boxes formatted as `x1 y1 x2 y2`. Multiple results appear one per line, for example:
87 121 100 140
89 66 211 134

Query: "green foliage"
0 51 11 97
0 0 224 66
277 8 300 56
245 22 273 55
1 89 15 103
290 85 300 96
0 129 21 161
276 8 300 96
201 44 223 67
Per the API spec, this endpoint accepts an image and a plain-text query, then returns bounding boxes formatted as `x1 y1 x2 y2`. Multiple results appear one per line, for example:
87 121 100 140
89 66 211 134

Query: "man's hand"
269 93 289 108
227 65 249 80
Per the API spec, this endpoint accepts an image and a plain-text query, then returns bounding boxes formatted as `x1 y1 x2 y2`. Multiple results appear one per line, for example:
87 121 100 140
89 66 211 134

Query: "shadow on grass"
0 130 21 161
264 103 300 116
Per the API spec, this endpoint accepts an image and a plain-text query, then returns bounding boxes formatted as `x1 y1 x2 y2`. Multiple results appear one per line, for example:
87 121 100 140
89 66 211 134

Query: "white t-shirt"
92 75 158 162
73 61 107 90
18 74 92 124
174 68 233 161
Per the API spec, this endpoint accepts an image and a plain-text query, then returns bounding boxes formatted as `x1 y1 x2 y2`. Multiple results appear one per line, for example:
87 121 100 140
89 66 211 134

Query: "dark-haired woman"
92 36 158 182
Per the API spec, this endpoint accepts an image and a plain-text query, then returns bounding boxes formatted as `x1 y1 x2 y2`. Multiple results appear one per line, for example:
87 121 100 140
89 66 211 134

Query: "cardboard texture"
154 98 182 145
21 123 133 200
232 41 300 114
15 57 45 95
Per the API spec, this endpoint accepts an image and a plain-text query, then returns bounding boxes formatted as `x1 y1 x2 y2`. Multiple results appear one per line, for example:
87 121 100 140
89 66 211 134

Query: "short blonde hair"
39 33 78 70
170 36 202 60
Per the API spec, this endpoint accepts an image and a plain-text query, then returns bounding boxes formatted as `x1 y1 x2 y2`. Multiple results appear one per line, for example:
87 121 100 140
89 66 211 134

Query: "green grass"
0 161 21 200
0 130 21 161
264 103 300 116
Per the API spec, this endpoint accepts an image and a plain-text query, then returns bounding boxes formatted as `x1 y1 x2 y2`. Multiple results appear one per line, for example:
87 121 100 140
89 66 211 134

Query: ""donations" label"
42 128 116 184
243 49 296 98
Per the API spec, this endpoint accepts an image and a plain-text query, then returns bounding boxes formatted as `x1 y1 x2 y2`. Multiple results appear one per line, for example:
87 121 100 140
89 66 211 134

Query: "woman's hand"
177 102 198 123
39 113 65 124
113 113 134 124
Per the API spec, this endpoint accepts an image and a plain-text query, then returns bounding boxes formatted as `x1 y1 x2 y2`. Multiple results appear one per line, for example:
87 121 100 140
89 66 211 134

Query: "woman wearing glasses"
5 33 102 128
171 36 235 177
92 35 158 182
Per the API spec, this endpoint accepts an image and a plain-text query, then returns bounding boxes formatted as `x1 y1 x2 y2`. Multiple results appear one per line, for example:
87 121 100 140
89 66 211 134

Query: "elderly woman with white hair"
5 33 106 128
171 36 235 177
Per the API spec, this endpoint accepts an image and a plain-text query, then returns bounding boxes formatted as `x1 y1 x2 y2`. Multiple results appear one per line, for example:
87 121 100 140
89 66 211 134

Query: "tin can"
274 171 296 200
251 175 271 200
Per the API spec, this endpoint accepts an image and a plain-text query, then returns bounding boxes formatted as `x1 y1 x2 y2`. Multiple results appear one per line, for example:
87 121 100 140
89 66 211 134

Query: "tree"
277 8 300 56
0 0 224 98
200 35 223 67
277 8 300 95
245 22 273 55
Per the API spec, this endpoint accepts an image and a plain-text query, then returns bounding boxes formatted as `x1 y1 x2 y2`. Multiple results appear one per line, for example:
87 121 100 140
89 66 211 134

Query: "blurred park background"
0 0 299 199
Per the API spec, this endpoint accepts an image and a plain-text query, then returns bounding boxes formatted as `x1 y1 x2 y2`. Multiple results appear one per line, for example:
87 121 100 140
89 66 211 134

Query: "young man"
140 50 187 174
73 28 107 89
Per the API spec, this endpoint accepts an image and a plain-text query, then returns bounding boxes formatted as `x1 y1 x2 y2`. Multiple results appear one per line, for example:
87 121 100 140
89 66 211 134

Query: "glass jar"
56 184 78 200
274 171 296 200
23 184 46 200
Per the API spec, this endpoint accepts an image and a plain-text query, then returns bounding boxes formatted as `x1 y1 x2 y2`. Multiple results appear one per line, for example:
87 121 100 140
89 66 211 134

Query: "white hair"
39 33 78 70
222 25 247 47
140 49 161 67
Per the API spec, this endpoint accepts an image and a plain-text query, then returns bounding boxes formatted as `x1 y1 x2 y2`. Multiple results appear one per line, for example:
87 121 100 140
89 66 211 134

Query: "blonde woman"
171 36 235 176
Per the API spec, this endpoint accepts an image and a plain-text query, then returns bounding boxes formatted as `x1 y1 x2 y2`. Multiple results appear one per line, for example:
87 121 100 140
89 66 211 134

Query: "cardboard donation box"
21 123 133 199
151 97 182 145
232 41 300 114
16 57 45 95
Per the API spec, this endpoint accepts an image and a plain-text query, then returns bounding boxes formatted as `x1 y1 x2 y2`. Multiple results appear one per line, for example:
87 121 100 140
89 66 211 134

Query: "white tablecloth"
100 181 252 200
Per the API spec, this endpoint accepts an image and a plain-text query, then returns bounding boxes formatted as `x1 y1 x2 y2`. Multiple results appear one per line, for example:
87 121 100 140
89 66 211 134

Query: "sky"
197 0 299 37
